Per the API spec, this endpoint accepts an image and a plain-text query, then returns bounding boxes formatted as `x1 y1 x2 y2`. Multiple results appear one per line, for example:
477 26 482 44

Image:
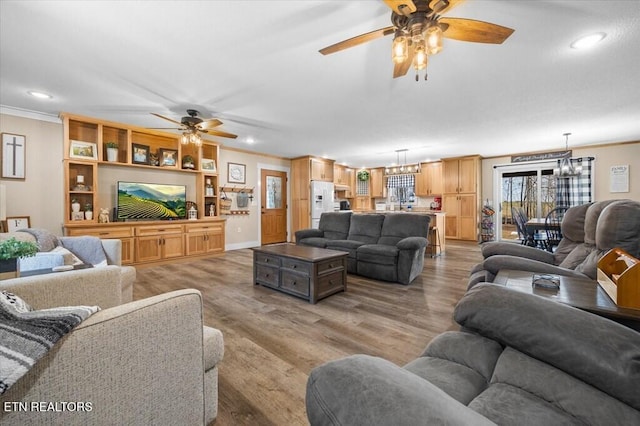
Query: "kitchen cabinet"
66 225 135 265
291 156 335 235
416 161 443 196
370 168 385 198
353 196 371 211
443 156 481 241
310 157 334 182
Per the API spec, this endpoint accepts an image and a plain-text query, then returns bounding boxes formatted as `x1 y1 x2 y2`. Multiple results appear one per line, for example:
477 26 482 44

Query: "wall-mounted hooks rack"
221 186 254 193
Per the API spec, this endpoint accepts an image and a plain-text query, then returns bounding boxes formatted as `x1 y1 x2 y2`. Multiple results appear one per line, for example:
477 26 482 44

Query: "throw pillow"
0 291 100 395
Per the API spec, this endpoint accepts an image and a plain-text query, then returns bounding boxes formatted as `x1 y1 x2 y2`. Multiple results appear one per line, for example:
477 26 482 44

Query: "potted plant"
105 141 119 162
84 203 93 220
182 155 195 170
0 237 38 280
71 198 81 213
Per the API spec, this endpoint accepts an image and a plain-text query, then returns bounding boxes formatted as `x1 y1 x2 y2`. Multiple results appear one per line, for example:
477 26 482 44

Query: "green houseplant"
182 155 195 170
105 141 119 162
0 237 38 280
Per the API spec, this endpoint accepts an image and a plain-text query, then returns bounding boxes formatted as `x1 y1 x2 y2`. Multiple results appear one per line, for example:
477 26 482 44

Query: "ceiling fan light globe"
181 133 189 145
392 34 409 64
413 45 428 70
425 25 443 55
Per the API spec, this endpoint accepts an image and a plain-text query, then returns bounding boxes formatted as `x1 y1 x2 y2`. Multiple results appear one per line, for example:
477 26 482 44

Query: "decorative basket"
220 191 232 215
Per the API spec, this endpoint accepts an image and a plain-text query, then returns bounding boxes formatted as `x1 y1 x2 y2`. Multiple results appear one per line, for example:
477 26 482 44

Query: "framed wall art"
69 140 98 160
228 162 246 184
3 216 31 232
2 133 26 179
159 148 178 167
132 143 150 165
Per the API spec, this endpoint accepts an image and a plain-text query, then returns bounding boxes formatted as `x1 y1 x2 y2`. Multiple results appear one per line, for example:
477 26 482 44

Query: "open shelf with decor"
61 113 226 265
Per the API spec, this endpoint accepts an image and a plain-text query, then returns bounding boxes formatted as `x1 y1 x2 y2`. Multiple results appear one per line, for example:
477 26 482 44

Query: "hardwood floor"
133 240 483 425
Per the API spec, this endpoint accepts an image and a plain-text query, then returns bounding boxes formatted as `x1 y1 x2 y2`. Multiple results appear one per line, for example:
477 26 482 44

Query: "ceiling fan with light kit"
149 109 238 146
319 0 514 81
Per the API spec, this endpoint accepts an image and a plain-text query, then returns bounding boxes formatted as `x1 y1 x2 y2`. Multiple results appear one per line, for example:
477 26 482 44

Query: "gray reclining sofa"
306 283 640 425
295 212 430 284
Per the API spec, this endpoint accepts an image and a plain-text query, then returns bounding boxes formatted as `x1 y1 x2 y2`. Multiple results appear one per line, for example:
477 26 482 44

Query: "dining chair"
512 207 532 246
544 206 568 252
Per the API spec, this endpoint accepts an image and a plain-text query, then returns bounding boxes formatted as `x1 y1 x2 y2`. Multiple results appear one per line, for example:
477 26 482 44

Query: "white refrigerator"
310 181 335 228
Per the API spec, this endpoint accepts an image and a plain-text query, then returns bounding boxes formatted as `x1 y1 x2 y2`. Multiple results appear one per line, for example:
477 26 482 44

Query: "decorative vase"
85 211 93 220
72 201 81 213
0 258 19 281
107 148 118 162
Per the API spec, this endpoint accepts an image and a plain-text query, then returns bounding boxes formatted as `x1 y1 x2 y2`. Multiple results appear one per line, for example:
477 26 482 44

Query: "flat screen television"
117 181 187 221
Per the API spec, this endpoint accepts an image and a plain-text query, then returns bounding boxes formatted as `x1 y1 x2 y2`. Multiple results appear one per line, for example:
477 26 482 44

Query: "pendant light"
554 133 582 178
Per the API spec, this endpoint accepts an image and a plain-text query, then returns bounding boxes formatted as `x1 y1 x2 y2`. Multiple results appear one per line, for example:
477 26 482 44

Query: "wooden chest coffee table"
252 244 347 304
494 269 640 331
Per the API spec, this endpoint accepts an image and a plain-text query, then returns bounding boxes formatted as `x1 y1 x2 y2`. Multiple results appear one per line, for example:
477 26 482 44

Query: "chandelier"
554 133 582 178
385 149 421 176
180 130 202 147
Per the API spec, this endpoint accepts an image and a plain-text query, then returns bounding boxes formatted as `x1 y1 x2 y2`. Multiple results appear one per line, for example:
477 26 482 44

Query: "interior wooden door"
261 169 287 245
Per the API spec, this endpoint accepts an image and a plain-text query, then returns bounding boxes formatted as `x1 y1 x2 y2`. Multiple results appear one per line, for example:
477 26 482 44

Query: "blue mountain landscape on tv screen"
117 182 186 220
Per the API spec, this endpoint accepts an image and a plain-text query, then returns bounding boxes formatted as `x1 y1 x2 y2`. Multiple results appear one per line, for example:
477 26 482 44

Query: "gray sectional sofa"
295 212 430 285
306 283 640 425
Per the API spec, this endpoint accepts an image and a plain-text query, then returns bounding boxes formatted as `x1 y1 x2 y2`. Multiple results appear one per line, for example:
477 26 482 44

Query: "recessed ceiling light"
28 90 52 99
246 137 255 144
570 32 606 50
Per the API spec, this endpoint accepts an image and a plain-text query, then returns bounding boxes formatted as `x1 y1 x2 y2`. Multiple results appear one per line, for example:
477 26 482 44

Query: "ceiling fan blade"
429 0 465 15
151 113 183 126
197 118 223 130
147 127 183 130
319 26 395 55
382 0 416 16
203 129 238 139
439 17 514 44
393 44 414 78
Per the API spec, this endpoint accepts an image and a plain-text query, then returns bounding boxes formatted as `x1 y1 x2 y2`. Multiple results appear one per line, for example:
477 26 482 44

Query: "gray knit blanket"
0 291 99 395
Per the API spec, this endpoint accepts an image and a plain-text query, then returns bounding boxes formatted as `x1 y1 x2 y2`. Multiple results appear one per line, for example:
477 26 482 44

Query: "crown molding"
0 105 61 123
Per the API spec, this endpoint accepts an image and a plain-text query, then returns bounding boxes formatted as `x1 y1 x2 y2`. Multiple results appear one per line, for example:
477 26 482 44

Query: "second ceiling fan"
150 109 238 146
319 0 514 80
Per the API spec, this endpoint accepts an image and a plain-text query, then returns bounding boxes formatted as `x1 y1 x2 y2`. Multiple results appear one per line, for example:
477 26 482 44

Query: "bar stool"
428 226 441 258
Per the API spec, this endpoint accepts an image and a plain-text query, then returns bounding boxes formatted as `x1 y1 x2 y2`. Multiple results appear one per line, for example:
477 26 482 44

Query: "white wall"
481 141 640 207
0 112 65 233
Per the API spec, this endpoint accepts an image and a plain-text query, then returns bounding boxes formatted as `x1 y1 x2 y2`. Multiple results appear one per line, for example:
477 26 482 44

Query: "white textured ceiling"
1 0 639 167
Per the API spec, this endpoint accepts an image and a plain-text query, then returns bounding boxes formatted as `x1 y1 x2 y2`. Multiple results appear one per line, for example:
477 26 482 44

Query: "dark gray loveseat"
306 283 640 425
295 212 430 285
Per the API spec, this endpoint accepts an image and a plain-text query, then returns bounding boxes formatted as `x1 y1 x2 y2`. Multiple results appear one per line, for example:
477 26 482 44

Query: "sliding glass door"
493 161 557 241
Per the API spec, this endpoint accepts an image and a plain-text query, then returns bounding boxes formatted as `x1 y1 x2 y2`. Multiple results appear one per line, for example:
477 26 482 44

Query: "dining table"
524 218 561 249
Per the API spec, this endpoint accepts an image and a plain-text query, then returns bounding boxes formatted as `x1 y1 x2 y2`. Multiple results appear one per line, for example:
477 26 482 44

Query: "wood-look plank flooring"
133 240 483 425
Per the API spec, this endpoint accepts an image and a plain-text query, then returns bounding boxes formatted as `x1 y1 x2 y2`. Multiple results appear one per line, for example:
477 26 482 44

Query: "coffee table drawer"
281 271 310 297
317 258 344 275
255 264 279 288
255 253 281 267
317 270 345 296
281 258 311 275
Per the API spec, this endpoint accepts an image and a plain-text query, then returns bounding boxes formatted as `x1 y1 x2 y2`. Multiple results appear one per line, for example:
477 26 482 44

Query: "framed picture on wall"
228 162 246 184
201 158 216 172
1 133 26 179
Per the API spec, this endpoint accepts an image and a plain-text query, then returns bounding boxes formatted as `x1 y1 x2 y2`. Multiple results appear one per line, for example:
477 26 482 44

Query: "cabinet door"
136 236 162 262
333 165 345 185
121 238 135 264
428 162 443 195
346 168 355 198
205 232 224 253
415 163 429 196
443 194 459 238
458 194 478 241
370 168 384 198
186 233 207 256
162 234 185 259
443 159 460 193
458 157 477 193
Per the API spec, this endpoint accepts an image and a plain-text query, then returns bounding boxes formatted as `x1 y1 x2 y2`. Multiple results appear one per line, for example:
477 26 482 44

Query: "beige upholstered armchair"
0 277 224 425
